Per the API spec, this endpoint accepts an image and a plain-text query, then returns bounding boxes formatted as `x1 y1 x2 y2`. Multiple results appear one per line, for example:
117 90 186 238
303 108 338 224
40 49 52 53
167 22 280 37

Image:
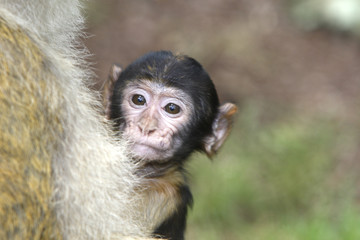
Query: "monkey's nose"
137 123 157 135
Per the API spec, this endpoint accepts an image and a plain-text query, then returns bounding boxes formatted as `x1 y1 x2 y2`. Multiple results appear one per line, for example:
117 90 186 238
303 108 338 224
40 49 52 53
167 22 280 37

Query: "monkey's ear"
203 103 238 158
104 64 122 119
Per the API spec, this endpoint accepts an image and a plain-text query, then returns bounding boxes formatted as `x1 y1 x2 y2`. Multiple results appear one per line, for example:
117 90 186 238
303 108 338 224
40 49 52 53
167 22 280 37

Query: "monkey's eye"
164 103 181 114
132 94 146 105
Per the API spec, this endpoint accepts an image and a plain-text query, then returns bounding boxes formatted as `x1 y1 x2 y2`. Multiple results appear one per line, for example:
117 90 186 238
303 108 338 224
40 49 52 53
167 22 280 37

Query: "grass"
185 102 360 240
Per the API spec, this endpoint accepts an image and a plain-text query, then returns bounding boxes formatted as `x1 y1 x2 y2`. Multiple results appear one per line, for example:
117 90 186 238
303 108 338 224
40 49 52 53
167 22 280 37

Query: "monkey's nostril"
137 125 144 134
147 129 156 135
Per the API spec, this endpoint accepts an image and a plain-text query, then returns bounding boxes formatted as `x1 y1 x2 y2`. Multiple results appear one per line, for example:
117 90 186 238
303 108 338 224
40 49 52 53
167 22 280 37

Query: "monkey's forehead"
124 79 193 101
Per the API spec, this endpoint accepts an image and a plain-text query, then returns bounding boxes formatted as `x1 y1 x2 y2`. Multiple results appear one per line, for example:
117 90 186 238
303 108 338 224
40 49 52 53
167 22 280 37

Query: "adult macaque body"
105 51 237 240
0 0 154 239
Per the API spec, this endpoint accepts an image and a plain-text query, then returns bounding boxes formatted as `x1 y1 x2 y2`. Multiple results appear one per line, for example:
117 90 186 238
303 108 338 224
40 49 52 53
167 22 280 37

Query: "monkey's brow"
126 80 192 101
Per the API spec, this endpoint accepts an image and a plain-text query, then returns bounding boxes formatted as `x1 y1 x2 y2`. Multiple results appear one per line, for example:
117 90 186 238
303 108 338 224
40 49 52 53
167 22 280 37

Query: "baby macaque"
104 51 237 240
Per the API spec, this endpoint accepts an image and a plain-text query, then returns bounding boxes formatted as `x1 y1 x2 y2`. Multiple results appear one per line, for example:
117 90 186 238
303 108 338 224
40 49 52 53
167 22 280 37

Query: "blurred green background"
85 0 360 239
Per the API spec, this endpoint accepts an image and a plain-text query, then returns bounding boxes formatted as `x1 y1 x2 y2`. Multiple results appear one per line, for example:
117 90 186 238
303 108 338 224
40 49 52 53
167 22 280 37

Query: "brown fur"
0 18 62 239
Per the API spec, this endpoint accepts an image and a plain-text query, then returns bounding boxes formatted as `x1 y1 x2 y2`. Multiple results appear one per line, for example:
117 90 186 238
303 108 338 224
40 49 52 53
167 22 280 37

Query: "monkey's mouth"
125 134 172 151
132 138 173 152
122 128 175 160
131 142 166 160
128 139 176 162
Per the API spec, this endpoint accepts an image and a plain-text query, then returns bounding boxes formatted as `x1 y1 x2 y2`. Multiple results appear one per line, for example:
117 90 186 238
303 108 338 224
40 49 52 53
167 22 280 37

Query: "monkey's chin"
131 143 170 162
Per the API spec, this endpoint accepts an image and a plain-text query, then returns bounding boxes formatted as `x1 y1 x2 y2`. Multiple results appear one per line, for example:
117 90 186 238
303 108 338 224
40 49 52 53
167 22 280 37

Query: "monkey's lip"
127 136 171 151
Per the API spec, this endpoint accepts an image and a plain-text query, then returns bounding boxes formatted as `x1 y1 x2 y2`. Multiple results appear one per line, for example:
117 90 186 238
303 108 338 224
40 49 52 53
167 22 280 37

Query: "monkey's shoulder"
152 184 192 240
143 169 192 240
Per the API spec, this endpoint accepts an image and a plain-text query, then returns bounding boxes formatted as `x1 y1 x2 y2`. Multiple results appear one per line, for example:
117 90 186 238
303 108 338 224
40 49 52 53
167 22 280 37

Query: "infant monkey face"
120 80 193 162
